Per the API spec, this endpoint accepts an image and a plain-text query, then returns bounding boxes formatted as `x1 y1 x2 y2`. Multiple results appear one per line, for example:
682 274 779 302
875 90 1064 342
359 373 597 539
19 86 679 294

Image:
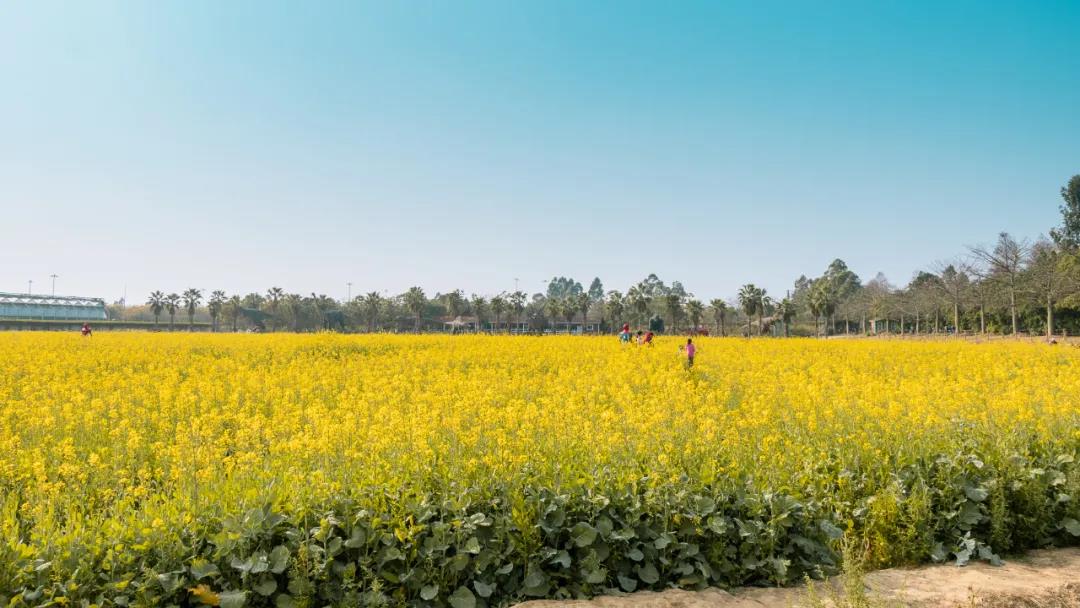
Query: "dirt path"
516 548 1080 607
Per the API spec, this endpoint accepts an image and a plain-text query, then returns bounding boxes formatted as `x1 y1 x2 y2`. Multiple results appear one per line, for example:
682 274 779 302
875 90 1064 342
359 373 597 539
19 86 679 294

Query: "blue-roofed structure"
0 292 107 321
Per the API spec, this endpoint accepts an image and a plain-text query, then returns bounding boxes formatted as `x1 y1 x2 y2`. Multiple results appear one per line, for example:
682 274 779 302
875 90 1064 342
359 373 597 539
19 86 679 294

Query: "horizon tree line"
128 175 1080 338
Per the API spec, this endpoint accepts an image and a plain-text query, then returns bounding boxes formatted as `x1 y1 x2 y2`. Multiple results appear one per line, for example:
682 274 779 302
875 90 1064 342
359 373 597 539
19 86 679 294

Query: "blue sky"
2 1 1078 303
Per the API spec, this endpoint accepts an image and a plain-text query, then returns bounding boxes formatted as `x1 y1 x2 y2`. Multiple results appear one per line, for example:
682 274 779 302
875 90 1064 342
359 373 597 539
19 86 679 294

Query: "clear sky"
2 1 1078 303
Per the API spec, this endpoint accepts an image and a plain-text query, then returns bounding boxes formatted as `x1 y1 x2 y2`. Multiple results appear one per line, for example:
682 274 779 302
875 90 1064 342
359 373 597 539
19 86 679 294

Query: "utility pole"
347 282 352 302
50 274 58 296
514 277 519 293
28 279 32 295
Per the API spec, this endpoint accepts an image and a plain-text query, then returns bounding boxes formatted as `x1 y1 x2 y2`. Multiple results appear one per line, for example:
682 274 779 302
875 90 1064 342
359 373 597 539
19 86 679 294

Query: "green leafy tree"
1051 174 1080 250
1028 240 1079 337
587 278 604 303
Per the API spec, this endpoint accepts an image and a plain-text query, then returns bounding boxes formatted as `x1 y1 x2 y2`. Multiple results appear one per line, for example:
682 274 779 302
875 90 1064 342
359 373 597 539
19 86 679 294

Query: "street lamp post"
347 282 352 302
50 274 58 296
28 279 32 295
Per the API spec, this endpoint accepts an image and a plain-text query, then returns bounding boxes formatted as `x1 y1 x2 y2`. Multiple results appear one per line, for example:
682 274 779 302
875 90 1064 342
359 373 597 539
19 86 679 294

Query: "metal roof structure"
0 292 108 321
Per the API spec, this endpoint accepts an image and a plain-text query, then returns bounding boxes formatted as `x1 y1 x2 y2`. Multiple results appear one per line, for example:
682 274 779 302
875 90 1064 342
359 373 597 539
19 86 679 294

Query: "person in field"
643 330 654 346
81 323 92 337
684 338 695 367
619 322 631 344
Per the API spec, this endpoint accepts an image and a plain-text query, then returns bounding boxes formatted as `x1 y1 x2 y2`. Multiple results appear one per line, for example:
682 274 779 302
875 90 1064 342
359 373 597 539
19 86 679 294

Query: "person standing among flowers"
684 338 695 367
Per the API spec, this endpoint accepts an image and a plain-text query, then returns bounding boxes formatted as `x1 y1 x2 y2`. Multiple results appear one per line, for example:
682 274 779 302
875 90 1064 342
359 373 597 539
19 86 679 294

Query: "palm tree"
574 292 591 333
544 297 564 331
227 295 243 332
470 294 487 333
359 292 382 332
404 287 426 332
627 283 651 327
266 287 284 331
708 299 728 336
147 291 166 328
489 295 507 333
775 297 795 338
686 299 704 333
444 289 465 320
284 293 303 331
605 291 625 333
561 298 577 331
165 293 181 330
508 291 527 332
757 289 770 337
182 288 203 331
208 290 226 332
663 293 683 333
738 284 760 337
809 282 836 337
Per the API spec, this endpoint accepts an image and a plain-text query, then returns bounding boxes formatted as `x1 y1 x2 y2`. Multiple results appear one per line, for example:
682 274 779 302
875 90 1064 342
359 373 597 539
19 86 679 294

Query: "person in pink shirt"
684 338 695 368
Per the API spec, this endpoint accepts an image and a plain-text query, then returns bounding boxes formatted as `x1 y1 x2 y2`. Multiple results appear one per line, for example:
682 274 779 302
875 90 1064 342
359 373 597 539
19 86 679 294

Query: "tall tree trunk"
979 304 986 334
953 303 960 335
915 312 920 334
1047 295 1054 338
1010 290 1018 335
860 313 866 334
900 314 905 335
721 316 725 337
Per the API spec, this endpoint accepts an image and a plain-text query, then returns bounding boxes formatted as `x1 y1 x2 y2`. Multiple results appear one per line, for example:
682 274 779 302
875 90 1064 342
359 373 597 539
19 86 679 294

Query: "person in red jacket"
81 323 92 337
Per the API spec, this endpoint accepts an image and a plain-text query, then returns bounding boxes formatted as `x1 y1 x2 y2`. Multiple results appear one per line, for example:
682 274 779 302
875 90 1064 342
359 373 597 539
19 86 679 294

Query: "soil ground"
516 548 1080 608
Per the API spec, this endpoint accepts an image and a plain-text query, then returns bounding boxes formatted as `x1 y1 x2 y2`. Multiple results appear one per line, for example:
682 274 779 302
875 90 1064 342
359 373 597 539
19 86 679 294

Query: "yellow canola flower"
0 332 1078 567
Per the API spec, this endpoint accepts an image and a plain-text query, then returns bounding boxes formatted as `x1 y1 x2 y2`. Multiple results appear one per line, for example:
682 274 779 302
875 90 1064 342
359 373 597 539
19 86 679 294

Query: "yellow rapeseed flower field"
2 332 1080 606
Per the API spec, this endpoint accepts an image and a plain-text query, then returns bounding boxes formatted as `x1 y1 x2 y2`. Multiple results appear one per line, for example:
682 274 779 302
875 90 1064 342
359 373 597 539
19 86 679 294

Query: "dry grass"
963 583 1080 608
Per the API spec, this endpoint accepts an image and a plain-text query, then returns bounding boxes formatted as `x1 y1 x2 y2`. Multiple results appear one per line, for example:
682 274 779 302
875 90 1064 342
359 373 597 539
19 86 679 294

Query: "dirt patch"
516 548 1080 608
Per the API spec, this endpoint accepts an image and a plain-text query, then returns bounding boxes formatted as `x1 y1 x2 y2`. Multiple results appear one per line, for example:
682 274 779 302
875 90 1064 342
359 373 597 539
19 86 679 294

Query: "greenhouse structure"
0 292 108 321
